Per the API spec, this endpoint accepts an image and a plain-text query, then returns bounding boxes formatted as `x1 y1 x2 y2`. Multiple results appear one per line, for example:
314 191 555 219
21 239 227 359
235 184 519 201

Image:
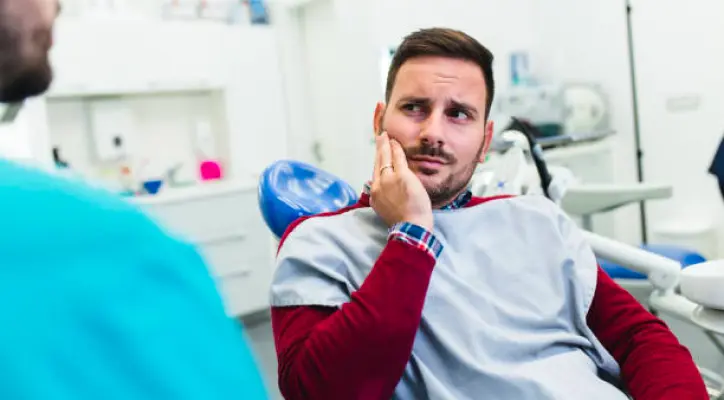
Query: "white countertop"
131 179 258 206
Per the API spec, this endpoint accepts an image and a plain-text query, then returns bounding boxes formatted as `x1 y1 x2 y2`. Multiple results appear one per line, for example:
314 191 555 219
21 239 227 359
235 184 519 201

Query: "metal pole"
625 0 649 244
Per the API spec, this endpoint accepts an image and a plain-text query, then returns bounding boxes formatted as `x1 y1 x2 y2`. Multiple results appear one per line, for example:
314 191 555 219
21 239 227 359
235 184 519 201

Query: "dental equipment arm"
584 229 724 339
582 231 681 293
583 230 708 326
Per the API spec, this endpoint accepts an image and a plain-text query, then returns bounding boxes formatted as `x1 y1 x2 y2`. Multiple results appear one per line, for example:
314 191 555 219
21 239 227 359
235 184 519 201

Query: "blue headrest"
258 160 359 238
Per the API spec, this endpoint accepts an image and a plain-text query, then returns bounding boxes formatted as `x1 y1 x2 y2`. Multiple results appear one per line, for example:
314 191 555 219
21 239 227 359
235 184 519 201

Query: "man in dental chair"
270 28 707 400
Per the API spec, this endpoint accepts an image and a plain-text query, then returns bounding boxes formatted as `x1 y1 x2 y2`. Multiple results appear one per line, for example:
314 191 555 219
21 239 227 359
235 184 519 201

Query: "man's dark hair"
385 27 495 119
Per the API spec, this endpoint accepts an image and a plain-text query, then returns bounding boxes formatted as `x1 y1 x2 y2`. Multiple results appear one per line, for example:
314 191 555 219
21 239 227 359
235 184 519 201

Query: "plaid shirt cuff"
388 222 443 259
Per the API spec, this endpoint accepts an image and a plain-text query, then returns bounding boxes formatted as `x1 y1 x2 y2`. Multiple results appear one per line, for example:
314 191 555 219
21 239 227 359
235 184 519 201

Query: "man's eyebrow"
450 100 479 117
395 97 480 117
396 96 429 105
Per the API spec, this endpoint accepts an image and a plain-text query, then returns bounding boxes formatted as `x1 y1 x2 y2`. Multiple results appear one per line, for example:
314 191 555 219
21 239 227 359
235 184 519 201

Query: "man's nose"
419 110 445 146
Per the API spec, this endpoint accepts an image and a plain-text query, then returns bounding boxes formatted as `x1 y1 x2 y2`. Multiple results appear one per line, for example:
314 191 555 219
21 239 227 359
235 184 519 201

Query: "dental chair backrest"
258 160 358 239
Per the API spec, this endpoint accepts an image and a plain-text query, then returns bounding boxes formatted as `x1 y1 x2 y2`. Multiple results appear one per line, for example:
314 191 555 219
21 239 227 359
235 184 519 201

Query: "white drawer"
145 190 266 244
217 265 274 317
200 235 272 278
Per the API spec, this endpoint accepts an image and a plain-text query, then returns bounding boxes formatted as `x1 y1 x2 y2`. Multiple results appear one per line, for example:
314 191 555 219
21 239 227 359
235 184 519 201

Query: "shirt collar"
361 181 472 210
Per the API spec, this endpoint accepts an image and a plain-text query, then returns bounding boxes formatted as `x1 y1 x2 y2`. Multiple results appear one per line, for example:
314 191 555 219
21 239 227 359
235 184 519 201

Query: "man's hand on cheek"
370 132 433 231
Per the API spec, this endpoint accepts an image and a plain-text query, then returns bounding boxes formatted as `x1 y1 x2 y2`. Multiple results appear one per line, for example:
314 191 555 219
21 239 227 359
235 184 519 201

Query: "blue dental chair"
258 160 358 239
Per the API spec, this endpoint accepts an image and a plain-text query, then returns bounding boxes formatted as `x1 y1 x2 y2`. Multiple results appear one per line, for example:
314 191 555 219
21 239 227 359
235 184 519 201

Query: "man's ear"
373 102 385 136
479 120 494 163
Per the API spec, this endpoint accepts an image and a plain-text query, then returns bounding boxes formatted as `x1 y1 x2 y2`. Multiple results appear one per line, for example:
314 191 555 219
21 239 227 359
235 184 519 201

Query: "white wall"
630 0 724 255
377 0 536 90
268 4 316 163
297 0 380 186
530 0 724 252
0 99 53 168
298 0 537 188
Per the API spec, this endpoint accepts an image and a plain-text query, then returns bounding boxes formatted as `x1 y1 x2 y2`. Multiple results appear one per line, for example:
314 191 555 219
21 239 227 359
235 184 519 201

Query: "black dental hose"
503 117 554 199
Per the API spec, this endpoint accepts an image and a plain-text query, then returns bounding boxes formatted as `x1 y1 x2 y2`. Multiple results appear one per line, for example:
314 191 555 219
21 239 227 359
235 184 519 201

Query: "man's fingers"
373 133 383 183
390 139 409 170
378 132 392 174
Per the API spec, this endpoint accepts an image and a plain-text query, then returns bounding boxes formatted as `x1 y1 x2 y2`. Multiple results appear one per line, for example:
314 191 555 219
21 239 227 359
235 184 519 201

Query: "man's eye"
403 103 423 113
449 109 470 120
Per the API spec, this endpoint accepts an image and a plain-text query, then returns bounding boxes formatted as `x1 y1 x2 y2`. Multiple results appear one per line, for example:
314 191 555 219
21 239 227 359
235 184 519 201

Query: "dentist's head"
0 0 60 103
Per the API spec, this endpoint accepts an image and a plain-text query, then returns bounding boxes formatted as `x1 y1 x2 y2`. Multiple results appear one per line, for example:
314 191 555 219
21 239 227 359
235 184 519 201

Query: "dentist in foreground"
0 1 267 398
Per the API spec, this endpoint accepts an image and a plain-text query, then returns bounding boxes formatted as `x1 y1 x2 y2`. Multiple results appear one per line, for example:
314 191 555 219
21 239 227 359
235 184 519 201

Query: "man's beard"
425 164 476 206
404 140 484 207
423 149 482 207
0 60 52 102
0 24 53 103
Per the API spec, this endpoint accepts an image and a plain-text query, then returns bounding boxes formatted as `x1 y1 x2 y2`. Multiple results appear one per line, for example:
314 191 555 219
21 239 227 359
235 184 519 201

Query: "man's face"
374 56 494 207
0 0 59 103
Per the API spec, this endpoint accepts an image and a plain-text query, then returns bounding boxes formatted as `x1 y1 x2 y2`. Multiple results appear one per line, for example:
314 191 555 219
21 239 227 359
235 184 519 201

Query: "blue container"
510 52 530 86
142 179 163 195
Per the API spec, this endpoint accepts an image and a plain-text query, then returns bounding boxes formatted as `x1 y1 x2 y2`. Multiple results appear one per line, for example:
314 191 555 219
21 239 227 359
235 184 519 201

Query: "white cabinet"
48 19 227 97
137 182 276 317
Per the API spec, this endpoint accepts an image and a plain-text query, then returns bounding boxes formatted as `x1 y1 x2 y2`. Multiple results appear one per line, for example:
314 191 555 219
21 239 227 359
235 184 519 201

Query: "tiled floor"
243 314 283 400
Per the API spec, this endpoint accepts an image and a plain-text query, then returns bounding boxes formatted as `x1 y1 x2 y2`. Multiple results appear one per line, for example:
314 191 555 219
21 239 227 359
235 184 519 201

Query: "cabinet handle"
197 231 247 245
225 270 252 279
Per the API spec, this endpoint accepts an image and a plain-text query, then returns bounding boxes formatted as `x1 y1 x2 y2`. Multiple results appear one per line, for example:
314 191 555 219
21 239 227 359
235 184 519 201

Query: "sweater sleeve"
587 267 708 400
271 239 437 400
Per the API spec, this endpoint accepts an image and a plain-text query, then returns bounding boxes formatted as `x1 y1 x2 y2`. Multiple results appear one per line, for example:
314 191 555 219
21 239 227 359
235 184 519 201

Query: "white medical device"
562 83 610 134
494 83 610 136
495 85 565 130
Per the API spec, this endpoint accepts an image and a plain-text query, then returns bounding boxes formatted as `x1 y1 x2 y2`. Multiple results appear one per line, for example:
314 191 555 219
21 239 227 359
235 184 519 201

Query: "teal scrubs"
0 160 268 399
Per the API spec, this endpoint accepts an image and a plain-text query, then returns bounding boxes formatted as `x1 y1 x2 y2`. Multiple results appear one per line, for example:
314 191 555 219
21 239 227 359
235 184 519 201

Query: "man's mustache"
404 144 456 164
